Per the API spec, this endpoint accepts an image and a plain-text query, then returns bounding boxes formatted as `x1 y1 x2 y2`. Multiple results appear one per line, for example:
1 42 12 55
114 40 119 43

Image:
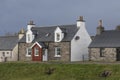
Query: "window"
2 52 5 57
34 47 39 56
55 47 61 57
100 48 105 57
7 52 9 54
26 48 32 57
28 34 30 42
56 33 60 41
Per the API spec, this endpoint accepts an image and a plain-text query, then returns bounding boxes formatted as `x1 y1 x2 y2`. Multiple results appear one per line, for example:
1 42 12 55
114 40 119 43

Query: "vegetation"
0 62 120 80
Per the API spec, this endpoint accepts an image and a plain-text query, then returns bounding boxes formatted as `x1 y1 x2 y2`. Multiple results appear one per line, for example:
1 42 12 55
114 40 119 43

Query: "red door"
32 44 42 61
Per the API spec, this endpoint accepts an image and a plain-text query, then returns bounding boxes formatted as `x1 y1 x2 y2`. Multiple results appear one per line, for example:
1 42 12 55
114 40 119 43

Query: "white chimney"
26 20 35 43
77 16 85 28
27 20 35 30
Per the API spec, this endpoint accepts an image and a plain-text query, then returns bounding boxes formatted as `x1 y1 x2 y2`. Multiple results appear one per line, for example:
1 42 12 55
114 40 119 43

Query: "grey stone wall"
18 43 33 61
89 48 116 62
19 42 71 62
48 42 70 61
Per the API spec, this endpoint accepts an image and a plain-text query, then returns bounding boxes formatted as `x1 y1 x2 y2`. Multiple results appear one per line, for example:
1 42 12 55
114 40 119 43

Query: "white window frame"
56 33 60 41
26 48 32 57
34 47 39 56
54 47 61 57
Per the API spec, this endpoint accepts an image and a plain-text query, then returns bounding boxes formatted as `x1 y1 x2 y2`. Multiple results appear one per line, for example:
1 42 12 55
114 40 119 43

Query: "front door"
43 49 48 61
116 48 120 61
32 44 42 61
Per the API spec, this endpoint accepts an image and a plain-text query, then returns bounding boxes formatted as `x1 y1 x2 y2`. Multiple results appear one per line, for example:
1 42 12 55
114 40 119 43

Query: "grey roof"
89 30 120 48
0 36 18 50
37 42 46 48
19 24 78 42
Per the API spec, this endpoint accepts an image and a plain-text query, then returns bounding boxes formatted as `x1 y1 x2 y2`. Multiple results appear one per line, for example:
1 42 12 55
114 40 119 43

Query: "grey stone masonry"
89 48 116 62
48 42 70 61
18 43 33 61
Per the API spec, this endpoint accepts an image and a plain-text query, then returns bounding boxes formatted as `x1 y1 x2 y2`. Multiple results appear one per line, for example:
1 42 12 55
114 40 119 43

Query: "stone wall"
18 43 33 61
48 42 70 61
89 48 116 62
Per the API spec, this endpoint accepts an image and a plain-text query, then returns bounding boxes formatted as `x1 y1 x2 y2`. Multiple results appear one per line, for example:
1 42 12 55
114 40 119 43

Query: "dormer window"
54 27 64 42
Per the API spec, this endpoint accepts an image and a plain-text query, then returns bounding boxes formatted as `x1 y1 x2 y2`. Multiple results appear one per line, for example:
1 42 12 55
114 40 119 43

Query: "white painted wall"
71 21 92 61
0 44 18 62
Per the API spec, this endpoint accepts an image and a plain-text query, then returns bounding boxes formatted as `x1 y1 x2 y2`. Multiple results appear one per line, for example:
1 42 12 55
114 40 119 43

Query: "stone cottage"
89 20 120 62
18 16 91 62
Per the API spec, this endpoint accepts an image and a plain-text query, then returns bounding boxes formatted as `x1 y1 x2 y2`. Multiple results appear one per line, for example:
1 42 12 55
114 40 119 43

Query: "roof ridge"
33 24 76 28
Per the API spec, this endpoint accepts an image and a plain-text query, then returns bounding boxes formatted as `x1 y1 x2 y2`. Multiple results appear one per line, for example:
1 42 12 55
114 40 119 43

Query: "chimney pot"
99 20 102 27
28 20 35 25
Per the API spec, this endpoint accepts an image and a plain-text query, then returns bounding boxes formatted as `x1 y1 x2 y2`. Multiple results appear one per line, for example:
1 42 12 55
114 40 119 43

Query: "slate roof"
0 36 18 50
89 30 120 48
19 24 78 42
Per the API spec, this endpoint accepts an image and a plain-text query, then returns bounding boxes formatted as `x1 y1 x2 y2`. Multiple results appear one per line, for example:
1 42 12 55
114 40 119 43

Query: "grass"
0 62 120 80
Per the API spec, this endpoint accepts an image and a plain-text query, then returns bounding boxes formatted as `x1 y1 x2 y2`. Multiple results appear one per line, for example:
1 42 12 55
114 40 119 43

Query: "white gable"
31 42 42 48
71 19 92 61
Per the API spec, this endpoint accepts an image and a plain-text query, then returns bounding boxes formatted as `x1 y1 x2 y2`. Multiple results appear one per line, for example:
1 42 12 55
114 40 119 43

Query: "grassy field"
0 62 120 80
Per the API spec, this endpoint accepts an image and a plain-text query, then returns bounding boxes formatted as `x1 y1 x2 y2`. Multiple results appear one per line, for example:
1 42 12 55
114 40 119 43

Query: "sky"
0 0 120 35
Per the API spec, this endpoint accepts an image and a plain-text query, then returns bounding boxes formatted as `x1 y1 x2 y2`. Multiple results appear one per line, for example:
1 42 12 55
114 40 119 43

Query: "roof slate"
0 36 18 50
89 30 120 48
19 24 78 42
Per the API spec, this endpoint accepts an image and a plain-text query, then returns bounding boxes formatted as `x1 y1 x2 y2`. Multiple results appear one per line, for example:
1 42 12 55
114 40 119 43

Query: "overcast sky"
0 0 120 35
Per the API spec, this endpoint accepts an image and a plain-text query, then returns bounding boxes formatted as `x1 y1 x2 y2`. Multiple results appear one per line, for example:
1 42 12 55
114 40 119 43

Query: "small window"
34 47 39 56
100 48 105 57
56 33 60 41
75 36 80 40
28 34 30 42
7 52 9 54
55 47 61 57
2 52 5 57
26 48 32 57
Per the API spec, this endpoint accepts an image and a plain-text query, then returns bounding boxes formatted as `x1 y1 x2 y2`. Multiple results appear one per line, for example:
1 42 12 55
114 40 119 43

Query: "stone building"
89 20 120 62
18 16 91 62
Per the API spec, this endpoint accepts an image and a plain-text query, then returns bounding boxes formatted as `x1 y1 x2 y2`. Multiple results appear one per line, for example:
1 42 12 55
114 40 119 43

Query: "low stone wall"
89 48 116 62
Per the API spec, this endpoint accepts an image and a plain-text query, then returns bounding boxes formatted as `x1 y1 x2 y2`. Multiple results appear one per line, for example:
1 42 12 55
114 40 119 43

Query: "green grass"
0 62 120 80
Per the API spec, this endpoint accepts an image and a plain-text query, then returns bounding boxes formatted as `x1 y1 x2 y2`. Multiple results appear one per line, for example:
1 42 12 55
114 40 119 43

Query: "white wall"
71 22 92 61
0 44 18 62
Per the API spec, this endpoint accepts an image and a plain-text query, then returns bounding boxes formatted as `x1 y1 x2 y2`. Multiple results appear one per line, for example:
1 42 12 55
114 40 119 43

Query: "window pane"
28 34 30 41
35 47 39 56
56 33 60 41
55 47 61 57
28 48 31 55
26 48 31 56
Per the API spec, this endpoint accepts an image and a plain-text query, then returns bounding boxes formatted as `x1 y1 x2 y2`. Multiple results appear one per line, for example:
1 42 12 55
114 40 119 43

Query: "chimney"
96 20 104 35
18 28 25 40
27 20 35 30
77 16 85 28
